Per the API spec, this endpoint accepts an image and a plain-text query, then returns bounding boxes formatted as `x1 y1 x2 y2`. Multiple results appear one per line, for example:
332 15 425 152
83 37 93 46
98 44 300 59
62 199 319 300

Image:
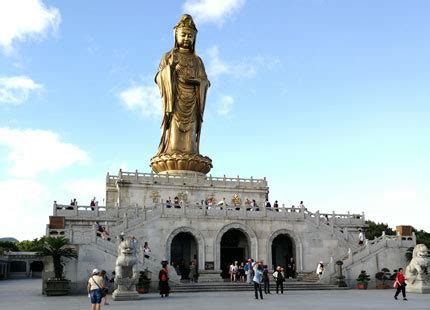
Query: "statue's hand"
169 52 178 66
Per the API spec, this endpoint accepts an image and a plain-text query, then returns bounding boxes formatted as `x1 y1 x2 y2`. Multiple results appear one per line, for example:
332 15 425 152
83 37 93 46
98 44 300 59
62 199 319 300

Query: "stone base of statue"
112 278 141 301
150 153 212 175
406 277 430 294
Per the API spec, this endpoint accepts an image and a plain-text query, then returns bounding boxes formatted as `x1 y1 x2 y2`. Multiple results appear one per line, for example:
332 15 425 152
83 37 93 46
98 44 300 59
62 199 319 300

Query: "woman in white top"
316 261 324 278
87 269 106 310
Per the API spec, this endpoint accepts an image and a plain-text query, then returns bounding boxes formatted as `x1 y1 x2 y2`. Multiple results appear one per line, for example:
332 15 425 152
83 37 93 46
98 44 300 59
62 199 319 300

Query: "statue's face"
176 28 195 50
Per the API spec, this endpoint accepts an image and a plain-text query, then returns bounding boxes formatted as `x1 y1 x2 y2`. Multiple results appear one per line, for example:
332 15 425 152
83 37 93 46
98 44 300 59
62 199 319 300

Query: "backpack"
244 263 249 272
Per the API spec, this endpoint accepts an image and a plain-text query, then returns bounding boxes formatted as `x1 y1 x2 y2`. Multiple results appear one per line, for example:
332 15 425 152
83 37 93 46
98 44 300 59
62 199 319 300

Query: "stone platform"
1 279 429 310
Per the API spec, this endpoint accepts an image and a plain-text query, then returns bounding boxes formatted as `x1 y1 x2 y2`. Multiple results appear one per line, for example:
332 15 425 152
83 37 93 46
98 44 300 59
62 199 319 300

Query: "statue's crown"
175 14 197 32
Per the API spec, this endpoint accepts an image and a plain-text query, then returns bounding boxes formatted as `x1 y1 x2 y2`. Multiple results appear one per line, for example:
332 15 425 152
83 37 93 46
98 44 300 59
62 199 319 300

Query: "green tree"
364 221 396 240
0 241 18 255
414 228 430 248
16 237 46 252
38 236 78 279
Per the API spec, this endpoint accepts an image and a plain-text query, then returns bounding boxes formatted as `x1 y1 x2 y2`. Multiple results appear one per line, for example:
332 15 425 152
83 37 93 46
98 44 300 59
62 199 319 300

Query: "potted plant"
38 236 78 296
375 268 391 289
136 270 151 294
356 270 370 289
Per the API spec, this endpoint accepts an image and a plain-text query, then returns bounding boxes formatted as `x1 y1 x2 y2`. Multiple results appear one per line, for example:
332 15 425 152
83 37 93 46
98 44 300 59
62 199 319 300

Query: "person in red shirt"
394 267 407 301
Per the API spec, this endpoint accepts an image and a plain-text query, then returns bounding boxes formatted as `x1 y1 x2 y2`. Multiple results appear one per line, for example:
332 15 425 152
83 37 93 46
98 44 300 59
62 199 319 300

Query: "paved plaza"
1 279 428 310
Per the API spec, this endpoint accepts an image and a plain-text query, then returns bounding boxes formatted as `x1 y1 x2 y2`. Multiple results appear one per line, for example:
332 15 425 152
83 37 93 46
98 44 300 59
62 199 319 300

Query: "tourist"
159 262 170 297
166 197 172 208
217 197 227 210
251 199 259 211
143 241 151 259
100 270 110 305
119 232 125 242
244 259 251 283
299 201 305 210
316 261 324 278
90 197 96 210
174 196 180 208
358 229 365 245
189 260 197 282
265 200 271 209
394 267 407 301
288 257 296 279
87 268 106 310
273 200 279 212
273 266 284 294
238 262 246 282
252 261 264 300
262 264 271 294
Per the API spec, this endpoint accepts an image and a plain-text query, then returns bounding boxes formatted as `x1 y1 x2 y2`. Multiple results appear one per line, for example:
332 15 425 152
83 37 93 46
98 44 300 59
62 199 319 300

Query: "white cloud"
216 95 234 116
183 0 245 25
206 45 280 79
0 75 42 105
0 0 61 53
0 179 51 240
119 83 161 118
0 128 89 177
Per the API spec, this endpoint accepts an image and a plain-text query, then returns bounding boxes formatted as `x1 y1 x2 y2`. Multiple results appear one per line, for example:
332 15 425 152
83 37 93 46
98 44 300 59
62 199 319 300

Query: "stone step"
170 281 347 293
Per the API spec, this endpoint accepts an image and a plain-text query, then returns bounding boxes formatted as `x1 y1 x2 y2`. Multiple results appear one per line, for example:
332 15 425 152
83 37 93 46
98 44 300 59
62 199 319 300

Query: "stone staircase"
170 280 347 293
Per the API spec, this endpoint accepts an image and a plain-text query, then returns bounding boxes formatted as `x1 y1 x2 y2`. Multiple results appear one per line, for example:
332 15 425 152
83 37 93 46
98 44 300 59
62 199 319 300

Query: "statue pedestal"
112 278 141 301
112 289 141 301
406 278 430 294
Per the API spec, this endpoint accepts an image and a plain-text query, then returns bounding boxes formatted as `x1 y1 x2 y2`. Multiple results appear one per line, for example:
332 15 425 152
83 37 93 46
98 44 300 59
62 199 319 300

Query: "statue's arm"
196 56 210 118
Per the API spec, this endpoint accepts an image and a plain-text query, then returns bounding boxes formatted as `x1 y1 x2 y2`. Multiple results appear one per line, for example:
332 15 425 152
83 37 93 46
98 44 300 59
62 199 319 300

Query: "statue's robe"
155 49 209 155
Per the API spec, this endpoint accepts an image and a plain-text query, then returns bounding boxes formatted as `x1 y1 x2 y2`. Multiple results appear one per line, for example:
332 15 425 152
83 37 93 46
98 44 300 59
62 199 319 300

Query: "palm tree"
39 236 78 279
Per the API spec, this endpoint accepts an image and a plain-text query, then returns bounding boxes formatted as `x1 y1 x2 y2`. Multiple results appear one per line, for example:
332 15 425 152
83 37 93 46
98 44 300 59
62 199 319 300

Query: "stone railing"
321 232 416 282
52 201 366 233
106 169 268 188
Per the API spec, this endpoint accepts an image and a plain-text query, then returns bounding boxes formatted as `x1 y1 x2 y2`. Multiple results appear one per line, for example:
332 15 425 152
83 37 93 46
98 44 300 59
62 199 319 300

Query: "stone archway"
267 229 302 272
214 223 258 271
165 226 205 271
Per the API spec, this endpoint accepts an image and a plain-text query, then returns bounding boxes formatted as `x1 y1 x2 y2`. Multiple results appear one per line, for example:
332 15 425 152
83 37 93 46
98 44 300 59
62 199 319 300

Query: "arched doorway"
170 232 198 280
271 234 294 270
30 261 44 278
220 229 250 278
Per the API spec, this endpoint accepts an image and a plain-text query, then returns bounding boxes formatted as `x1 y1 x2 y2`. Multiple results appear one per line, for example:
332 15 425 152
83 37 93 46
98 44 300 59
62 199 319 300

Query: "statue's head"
174 14 197 52
413 244 429 258
120 239 135 256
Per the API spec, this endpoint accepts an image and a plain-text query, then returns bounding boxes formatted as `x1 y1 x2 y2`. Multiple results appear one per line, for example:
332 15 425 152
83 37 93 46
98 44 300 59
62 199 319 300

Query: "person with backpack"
273 266 285 294
159 262 170 297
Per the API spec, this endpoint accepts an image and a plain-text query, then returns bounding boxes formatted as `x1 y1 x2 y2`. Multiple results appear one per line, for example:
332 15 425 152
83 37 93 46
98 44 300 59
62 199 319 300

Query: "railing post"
95 205 99 217
74 204 79 216
315 210 320 226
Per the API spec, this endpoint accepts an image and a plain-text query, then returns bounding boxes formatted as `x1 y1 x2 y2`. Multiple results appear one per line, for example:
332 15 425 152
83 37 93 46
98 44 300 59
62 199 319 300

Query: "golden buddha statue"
150 14 212 174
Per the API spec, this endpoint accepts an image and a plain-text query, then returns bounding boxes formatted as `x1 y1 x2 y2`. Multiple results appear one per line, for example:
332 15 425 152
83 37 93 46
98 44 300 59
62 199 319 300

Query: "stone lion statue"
114 239 139 289
405 244 429 284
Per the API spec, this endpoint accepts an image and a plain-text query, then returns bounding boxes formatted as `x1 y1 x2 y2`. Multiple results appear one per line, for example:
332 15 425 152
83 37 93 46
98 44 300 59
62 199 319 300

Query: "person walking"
87 268 106 310
316 261 324 278
99 270 110 305
394 268 407 301
159 262 170 297
262 264 271 294
252 261 264 300
358 229 365 246
273 266 284 294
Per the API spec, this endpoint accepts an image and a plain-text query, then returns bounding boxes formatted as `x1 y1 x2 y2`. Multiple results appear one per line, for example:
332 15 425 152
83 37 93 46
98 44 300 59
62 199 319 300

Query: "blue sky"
0 0 429 240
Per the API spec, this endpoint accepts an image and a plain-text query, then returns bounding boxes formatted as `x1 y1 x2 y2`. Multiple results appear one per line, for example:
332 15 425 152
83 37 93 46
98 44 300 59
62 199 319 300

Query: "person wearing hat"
87 268 106 310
